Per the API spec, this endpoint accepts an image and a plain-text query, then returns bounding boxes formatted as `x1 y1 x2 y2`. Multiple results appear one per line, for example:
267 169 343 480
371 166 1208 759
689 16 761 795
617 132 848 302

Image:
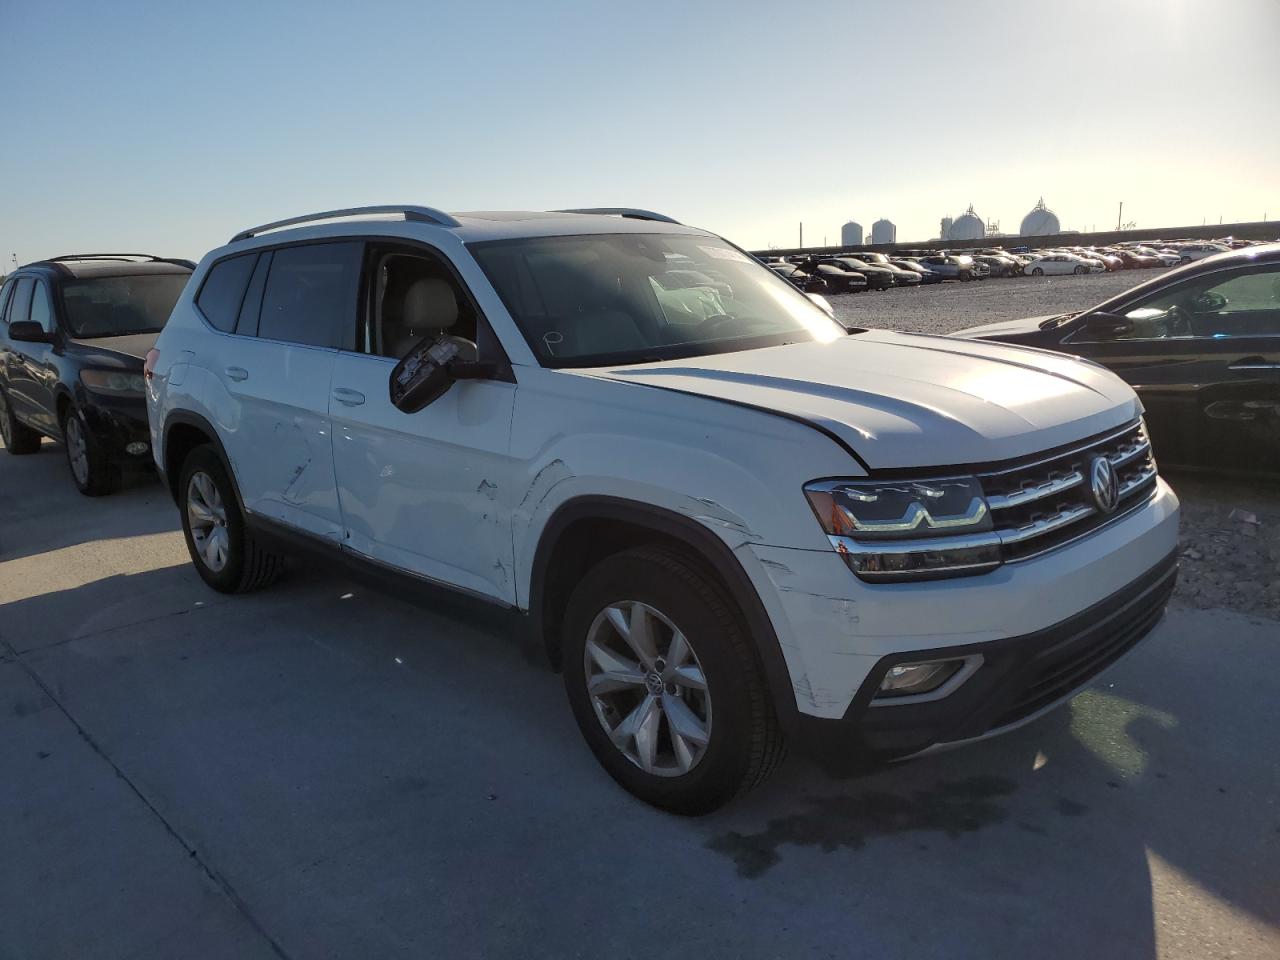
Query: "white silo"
841 221 864 246
949 204 985 241
940 216 954 240
1020 198 1061 236
871 219 896 244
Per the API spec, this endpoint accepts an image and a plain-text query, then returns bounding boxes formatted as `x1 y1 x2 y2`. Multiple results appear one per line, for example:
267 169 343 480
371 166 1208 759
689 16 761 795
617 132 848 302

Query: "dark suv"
0 254 193 494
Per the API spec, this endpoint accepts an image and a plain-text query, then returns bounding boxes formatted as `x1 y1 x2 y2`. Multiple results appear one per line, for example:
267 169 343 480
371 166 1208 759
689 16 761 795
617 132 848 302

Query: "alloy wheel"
583 600 712 777
187 471 230 572
66 416 90 486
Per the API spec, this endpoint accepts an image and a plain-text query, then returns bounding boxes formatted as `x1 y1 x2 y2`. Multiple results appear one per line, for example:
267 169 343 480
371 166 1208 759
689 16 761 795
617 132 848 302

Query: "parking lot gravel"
829 270 1280 622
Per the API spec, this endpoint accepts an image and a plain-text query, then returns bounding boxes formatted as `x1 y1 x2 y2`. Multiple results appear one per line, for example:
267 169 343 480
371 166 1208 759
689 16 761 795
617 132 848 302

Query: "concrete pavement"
2 439 1277 959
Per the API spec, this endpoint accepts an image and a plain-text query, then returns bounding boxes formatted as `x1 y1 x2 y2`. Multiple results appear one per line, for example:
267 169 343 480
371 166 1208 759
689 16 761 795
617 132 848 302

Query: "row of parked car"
0 207 1274 814
762 237 1269 293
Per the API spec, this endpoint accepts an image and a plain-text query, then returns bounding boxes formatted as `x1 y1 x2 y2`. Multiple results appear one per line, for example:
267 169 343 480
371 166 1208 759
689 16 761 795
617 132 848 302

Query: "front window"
1083 263 1280 340
60 274 190 338
470 233 843 367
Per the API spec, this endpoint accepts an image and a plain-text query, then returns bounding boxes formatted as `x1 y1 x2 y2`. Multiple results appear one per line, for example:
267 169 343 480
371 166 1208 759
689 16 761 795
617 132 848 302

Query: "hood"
69 331 157 365
951 314 1061 338
579 330 1139 470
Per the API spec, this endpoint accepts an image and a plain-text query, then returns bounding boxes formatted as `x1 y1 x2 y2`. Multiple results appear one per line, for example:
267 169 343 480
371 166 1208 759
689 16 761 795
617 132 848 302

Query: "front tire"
1031 267 1044 276
0 388 41 455
562 546 785 815
62 405 119 496
179 445 284 593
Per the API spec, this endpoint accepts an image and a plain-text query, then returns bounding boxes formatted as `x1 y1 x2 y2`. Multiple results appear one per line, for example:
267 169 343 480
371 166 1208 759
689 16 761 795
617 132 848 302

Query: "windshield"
470 233 844 367
60 274 189 338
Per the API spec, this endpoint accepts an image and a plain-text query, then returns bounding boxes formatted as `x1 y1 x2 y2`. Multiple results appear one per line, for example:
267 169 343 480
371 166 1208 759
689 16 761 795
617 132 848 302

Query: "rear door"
203 242 360 541
19 279 62 435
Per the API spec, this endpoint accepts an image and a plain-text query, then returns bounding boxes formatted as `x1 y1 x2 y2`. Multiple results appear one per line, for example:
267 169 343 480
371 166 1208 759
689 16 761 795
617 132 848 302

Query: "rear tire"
0 388 41 455
178 445 284 593
1031 267 1044 276
562 545 786 815
62 405 119 496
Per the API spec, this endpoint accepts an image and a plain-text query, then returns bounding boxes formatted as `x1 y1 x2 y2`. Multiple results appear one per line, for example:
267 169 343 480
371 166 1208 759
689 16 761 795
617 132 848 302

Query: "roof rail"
47 253 168 262
553 207 681 225
230 205 461 243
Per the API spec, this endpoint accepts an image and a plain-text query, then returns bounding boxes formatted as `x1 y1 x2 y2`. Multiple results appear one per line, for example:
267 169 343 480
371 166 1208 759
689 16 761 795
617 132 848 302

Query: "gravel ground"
829 270 1150 335
829 270 1280 622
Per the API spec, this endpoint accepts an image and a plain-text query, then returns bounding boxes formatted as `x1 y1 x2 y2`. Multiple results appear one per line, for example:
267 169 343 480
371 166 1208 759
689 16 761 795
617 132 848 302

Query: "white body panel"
328 351 519 603
148 208 1181 730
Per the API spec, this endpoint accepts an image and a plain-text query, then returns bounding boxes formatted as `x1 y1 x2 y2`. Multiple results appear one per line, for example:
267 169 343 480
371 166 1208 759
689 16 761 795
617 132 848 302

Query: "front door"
1067 262 1280 474
328 243 518 604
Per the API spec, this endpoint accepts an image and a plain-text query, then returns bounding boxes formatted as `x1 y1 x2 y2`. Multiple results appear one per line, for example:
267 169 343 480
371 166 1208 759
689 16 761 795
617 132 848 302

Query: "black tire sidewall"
62 404 117 495
562 549 761 814
178 446 249 593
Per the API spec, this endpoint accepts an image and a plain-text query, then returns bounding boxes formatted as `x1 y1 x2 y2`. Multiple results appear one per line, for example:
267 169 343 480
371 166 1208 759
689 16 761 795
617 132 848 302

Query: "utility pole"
1116 202 1123 231
799 222 803 249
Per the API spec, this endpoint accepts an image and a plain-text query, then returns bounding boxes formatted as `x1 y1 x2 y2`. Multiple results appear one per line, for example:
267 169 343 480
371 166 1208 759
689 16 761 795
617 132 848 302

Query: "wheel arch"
529 495 799 730
161 410 243 511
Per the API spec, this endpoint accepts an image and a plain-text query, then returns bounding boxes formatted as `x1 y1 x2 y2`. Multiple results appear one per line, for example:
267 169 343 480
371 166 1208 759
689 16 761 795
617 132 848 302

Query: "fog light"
125 441 149 456
877 659 966 698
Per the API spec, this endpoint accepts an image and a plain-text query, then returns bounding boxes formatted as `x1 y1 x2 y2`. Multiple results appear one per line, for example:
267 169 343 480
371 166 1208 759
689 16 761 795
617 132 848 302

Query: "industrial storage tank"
841 221 864 246
948 204 985 241
1020 198 1061 236
871 219 896 244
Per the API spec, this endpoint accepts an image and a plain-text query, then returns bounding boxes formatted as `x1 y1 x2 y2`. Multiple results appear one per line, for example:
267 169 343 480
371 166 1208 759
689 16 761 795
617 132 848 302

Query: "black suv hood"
69 331 157 366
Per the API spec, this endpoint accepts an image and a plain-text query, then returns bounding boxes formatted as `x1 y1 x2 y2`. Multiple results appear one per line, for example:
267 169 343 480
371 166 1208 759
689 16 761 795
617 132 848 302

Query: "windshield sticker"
698 245 751 263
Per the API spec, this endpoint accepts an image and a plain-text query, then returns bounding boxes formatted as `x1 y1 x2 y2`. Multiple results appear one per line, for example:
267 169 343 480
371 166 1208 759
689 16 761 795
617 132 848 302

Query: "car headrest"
403 278 458 331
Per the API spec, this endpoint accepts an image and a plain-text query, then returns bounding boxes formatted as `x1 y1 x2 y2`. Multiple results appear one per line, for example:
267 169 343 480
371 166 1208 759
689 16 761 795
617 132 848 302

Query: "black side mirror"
389 335 494 414
8 321 53 344
1084 311 1133 337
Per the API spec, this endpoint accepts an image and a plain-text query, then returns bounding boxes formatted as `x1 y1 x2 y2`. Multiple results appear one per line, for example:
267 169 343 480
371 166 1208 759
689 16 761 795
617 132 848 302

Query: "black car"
812 261 869 293
765 261 830 294
823 255 895 290
890 258 944 284
833 252 921 287
953 243 1280 475
0 254 193 494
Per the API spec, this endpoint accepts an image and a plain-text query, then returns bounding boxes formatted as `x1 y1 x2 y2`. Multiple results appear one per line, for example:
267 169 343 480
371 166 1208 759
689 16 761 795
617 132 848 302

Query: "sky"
1 0 1278 264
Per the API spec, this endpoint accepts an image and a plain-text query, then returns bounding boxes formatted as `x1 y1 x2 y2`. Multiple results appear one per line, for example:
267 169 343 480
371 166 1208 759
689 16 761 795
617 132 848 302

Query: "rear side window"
197 254 258 332
257 242 360 349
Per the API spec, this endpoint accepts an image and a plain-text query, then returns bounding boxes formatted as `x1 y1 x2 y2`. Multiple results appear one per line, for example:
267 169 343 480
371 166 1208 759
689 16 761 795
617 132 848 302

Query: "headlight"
80 369 146 397
803 477 1002 581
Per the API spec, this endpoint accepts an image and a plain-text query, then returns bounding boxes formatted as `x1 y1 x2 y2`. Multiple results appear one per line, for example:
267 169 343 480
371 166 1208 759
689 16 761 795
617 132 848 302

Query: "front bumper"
739 476 1179 758
78 393 151 463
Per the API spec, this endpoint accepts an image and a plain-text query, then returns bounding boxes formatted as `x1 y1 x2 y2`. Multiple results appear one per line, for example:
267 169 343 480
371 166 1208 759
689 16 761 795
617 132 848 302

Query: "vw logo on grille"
1089 456 1120 514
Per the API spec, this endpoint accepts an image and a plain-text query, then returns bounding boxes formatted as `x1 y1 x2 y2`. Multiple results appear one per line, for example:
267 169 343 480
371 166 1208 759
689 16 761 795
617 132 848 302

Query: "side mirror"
390 336 460 413
389 335 494 413
8 321 53 344
1083 311 1133 337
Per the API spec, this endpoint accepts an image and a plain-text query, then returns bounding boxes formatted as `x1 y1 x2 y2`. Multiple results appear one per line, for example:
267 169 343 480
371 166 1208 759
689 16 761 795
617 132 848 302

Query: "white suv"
147 205 1180 813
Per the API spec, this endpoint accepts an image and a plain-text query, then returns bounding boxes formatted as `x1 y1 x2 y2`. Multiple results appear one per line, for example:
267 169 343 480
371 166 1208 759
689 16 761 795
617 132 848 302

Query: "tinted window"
60 274 189 338
29 280 55 332
9 278 34 325
0 279 13 323
197 254 257 332
258 242 360 348
236 252 272 336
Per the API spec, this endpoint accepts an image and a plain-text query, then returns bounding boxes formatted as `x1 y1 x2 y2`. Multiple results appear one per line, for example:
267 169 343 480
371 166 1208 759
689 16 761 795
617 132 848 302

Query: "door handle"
332 387 366 406
1227 357 1280 371
225 366 249 381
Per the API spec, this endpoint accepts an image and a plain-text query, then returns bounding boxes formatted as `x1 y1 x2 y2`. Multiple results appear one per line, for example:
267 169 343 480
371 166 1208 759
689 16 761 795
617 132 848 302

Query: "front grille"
986 559 1176 729
979 420 1158 563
